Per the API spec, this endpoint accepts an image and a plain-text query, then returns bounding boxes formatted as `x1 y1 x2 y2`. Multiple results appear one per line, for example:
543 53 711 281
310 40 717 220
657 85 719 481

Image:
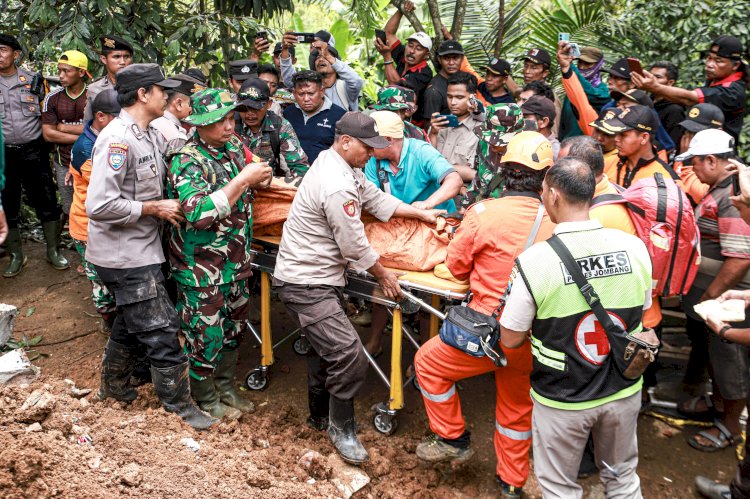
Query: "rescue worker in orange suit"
414 131 556 498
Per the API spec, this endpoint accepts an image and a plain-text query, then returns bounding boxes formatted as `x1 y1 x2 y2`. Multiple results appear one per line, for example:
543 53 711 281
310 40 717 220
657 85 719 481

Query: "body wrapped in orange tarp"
252 176 301 236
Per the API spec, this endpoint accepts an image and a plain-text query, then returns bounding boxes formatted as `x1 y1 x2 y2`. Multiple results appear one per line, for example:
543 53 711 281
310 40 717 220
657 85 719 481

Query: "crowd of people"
1 1 749 496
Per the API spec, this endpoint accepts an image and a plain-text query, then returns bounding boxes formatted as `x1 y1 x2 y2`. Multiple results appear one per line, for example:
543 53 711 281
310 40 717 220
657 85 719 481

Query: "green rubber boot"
189 374 242 420
2 229 27 278
214 349 255 413
42 220 69 270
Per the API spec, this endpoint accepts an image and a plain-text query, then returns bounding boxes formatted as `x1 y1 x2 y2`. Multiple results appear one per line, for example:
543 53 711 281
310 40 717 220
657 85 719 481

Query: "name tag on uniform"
108 143 129 170
560 251 632 284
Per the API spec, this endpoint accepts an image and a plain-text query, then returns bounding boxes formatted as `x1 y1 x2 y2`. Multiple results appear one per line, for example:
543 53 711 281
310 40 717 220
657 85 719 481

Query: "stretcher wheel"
373 412 398 436
293 336 311 355
245 368 269 391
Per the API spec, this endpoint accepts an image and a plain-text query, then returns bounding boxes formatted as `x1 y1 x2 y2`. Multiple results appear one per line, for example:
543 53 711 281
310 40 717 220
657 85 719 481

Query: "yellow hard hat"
500 131 553 171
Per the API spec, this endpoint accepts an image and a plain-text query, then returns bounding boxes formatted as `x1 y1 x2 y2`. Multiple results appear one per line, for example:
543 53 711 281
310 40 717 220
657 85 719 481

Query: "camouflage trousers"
74 240 116 315
176 280 250 380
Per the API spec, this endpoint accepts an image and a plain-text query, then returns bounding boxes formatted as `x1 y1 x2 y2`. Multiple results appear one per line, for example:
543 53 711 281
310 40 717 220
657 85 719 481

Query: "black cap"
115 63 180 93
273 42 295 57
679 103 725 133
601 105 658 135
237 78 271 110
610 89 653 108
589 107 621 135
184 68 207 84
0 34 21 51
437 40 464 56
229 59 258 81
521 95 556 120
603 58 631 79
522 48 551 67
706 35 745 60
170 73 207 96
315 30 334 46
483 58 511 76
335 112 390 148
91 89 121 115
100 35 133 54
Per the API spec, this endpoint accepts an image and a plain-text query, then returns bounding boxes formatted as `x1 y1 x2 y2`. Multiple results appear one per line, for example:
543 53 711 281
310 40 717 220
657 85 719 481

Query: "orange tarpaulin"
252 176 301 236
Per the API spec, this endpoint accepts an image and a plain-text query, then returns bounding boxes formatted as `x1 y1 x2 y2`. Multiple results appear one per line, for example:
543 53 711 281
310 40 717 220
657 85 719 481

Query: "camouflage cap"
472 103 524 146
183 88 238 127
369 86 416 112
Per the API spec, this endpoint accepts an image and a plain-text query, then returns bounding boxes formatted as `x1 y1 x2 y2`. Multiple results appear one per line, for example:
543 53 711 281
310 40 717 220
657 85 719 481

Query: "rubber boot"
328 397 369 465
96 339 138 402
214 349 255 413
2 228 27 278
151 362 218 430
42 220 69 270
189 374 242 420
307 386 329 430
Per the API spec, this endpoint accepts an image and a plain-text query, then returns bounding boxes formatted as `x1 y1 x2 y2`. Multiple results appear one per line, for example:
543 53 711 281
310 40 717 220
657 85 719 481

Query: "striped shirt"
42 85 87 168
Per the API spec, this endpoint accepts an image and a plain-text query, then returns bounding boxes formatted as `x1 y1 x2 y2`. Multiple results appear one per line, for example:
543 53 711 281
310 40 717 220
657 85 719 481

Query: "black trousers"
2 138 61 228
94 263 185 368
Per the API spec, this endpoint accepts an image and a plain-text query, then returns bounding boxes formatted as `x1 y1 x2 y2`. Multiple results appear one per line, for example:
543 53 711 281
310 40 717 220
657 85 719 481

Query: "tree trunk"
493 0 505 57
217 0 232 78
389 0 425 34
425 0 444 64
450 0 467 40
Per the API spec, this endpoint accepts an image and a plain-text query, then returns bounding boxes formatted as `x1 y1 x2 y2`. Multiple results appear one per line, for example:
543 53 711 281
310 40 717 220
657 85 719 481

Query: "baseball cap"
483 58 511 77
437 40 464 57
601 105 658 134
577 47 603 64
237 78 271 110
369 86 415 112
675 129 735 162
703 35 746 61
603 58 631 79
0 34 21 51
679 103 725 133
407 32 432 51
610 88 654 108
91 89 121 115
335 112 390 148
273 42 295 57
58 50 91 78
370 110 404 139
473 103 525 146
315 30 336 48
229 59 258 81
185 68 207 84
522 48 551 67
115 64 180 92
589 108 621 135
521 95 555 120
170 73 207 97
100 35 133 54
183 88 238 127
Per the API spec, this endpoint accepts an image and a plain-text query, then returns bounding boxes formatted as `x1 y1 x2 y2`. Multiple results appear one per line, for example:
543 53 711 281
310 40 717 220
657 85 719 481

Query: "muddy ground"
0 242 740 498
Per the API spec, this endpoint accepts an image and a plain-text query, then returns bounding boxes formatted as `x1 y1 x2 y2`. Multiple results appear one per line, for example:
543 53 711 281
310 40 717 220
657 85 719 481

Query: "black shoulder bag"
547 235 660 380
438 204 545 367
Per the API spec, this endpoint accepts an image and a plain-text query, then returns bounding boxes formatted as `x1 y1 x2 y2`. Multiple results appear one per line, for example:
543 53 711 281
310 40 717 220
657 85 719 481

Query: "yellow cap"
58 50 91 78
370 110 404 139
500 131 553 171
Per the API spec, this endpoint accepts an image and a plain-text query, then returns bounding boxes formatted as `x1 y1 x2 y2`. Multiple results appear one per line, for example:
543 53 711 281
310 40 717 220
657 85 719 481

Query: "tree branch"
493 0 505 57
388 0 425 33
450 0 467 40
425 0 444 59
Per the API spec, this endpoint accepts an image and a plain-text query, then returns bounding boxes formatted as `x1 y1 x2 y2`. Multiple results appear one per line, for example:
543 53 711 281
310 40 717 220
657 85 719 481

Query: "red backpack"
592 172 700 297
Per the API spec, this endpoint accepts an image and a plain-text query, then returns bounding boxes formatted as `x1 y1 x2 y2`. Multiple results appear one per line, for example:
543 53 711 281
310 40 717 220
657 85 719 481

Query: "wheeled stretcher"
244 235 468 434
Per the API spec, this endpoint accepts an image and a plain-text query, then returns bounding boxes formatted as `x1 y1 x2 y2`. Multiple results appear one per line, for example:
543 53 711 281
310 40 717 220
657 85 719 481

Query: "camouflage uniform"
73 239 116 316
167 89 255 380
369 86 429 142
464 104 525 206
239 111 309 176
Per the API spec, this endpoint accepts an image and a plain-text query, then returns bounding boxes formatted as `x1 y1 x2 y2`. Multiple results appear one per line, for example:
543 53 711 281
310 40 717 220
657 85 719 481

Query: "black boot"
97 339 138 402
42 220 69 270
328 397 369 464
307 386 330 430
151 362 218 430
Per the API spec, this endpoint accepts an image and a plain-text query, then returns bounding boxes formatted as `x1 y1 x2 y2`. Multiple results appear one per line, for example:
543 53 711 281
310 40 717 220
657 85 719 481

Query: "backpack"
592 172 700 298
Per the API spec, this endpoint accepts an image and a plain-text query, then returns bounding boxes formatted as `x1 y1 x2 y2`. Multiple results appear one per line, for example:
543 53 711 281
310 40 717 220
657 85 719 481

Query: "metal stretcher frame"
244 235 468 434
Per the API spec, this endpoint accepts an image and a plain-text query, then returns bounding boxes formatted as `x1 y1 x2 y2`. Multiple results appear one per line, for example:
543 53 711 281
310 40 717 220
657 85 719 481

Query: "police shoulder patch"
343 199 357 217
108 143 129 170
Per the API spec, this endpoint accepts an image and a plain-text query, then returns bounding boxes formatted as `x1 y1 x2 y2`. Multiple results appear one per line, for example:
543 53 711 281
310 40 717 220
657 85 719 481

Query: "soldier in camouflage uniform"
167 88 273 420
234 78 309 177
464 103 525 206
369 85 429 142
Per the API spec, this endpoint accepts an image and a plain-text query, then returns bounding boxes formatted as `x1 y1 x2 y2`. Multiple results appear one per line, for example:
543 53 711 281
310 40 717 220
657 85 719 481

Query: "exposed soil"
0 242 740 498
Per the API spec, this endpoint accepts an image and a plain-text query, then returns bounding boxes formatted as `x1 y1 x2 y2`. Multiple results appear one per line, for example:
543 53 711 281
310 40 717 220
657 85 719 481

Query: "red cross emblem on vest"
575 311 624 365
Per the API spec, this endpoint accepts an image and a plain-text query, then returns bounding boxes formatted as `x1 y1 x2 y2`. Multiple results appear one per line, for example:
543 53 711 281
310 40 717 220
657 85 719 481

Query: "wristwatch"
718 324 732 342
